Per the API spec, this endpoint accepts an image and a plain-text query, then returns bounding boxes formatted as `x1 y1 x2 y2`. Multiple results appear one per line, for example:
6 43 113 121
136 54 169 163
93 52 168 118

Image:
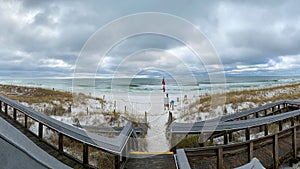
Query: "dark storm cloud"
0 0 300 77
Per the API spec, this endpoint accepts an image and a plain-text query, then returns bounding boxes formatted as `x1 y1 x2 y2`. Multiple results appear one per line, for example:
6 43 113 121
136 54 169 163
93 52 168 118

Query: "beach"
1 76 300 152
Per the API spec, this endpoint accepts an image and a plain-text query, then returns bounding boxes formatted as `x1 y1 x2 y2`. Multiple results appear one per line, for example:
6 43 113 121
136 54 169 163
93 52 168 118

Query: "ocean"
1 76 300 96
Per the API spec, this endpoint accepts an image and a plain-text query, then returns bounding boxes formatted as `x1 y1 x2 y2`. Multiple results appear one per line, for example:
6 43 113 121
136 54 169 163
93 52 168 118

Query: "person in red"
164 93 169 110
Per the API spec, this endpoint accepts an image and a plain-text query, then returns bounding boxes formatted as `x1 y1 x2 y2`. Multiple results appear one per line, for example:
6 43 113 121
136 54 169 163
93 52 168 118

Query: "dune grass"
175 83 300 148
0 84 107 116
0 84 136 168
0 84 106 105
0 84 72 103
183 83 300 119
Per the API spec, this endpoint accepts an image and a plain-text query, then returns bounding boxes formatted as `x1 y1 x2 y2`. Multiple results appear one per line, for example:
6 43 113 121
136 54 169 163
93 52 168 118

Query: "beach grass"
0 84 72 103
0 84 145 166
174 83 300 148
0 84 106 105
175 135 199 148
182 83 300 119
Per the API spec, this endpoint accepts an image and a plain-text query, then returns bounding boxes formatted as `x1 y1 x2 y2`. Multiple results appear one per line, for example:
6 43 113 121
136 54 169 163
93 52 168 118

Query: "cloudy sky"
1 0 300 78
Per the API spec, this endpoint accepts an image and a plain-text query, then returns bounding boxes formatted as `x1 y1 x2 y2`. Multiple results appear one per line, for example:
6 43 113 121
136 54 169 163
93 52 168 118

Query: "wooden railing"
2 93 300 169
170 101 300 147
179 125 300 168
0 94 138 168
171 100 300 134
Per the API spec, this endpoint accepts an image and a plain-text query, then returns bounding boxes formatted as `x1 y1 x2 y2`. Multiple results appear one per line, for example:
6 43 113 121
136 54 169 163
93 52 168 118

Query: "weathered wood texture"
125 154 176 169
184 125 300 169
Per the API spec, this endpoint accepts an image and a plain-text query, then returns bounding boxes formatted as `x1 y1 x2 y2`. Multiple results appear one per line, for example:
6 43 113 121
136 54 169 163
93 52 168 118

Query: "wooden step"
125 153 176 169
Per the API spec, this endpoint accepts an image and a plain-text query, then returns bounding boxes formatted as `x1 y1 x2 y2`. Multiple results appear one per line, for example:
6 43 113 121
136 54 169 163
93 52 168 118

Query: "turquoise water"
1 76 300 95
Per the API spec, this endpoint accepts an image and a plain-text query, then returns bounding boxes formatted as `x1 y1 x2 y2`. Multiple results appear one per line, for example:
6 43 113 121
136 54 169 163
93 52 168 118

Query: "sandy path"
105 92 177 152
145 112 170 152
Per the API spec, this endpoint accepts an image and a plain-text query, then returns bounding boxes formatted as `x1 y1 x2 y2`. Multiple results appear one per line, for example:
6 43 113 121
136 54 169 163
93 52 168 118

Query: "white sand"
99 91 187 152
19 87 197 152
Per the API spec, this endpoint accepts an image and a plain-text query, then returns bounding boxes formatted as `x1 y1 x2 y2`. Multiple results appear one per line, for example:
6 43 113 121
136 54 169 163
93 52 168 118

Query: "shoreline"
2 82 300 125
2 82 300 121
1 82 300 152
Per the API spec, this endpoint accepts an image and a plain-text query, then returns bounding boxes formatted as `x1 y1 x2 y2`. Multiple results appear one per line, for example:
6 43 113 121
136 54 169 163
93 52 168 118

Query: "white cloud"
267 55 300 70
228 54 300 74
39 59 74 69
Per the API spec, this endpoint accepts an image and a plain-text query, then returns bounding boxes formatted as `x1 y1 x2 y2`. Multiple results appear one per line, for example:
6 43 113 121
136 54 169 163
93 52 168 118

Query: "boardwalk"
170 100 300 169
125 153 176 169
0 114 72 169
1 94 300 168
0 94 137 168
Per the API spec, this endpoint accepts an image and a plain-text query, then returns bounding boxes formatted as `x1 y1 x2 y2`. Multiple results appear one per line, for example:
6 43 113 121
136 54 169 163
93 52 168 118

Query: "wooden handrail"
181 125 299 169
171 100 300 134
0 94 137 168
2 93 300 169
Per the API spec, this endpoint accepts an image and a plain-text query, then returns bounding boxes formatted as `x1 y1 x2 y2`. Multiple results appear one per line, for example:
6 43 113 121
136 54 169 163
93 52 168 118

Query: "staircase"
125 152 176 169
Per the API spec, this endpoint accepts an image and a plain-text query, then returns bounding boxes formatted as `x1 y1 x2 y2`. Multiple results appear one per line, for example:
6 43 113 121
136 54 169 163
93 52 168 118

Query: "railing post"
115 155 120 169
83 143 89 165
0 101 2 111
292 127 297 159
278 107 282 113
4 103 7 114
278 121 282 131
134 137 138 152
291 117 295 127
264 124 269 136
38 122 43 139
248 141 253 162
124 142 129 161
273 134 279 169
245 128 250 141
217 147 223 169
255 112 259 118
224 130 228 144
129 137 133 152
259 124 264 132
24 115 28 128
229 131 233 143
58 133 63 152
199 133 205 147
264 109 267 116
13 108 17 121
170 133 175 151
210 137 214 145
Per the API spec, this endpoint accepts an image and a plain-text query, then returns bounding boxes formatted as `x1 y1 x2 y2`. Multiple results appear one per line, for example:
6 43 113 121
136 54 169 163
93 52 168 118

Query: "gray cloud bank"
1 0 300 78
